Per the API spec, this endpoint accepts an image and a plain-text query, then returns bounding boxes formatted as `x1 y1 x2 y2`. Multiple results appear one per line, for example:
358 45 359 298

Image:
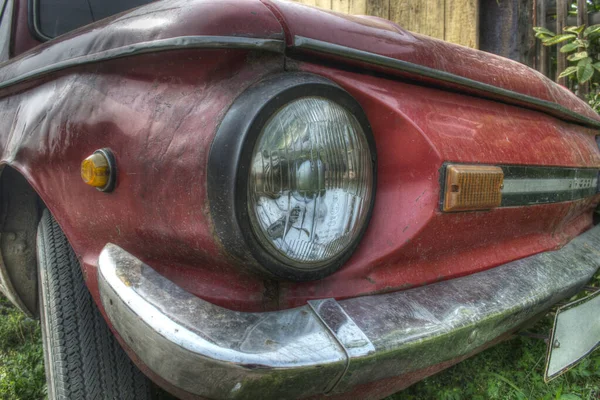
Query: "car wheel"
37 210 153 400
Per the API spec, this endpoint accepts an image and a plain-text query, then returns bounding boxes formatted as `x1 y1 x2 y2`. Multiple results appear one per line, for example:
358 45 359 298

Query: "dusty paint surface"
0 0 598 311
265 0 599 123
1 0 600 398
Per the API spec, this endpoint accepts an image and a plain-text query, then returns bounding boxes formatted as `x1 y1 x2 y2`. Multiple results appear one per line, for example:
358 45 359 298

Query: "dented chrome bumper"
97 226 600 399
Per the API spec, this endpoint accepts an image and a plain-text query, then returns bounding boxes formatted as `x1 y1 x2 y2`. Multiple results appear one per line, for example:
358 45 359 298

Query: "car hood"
1 0 284 85
4 0 598 127
263 0 600 127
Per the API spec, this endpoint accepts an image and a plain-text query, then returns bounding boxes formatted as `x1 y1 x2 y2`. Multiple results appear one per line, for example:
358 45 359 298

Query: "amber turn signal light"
81 149 115 192
443 165 504 212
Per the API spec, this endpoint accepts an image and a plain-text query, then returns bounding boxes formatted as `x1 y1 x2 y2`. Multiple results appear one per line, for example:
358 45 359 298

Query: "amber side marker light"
81 149 116 192
443 165 504 212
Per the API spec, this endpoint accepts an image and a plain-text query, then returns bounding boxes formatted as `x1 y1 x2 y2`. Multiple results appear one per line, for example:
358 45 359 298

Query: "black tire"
37 210 154 400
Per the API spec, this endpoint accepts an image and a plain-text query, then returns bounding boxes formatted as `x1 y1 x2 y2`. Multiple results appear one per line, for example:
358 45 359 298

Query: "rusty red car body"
1 0 600 399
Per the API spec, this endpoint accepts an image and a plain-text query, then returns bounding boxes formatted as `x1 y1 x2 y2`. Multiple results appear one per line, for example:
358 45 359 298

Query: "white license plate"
545 289 600 382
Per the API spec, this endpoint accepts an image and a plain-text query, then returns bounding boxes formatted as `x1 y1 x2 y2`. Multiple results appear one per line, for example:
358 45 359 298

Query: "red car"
0 0 599 398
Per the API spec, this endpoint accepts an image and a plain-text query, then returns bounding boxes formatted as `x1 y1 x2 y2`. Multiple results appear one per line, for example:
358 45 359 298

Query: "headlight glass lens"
248 97 374 268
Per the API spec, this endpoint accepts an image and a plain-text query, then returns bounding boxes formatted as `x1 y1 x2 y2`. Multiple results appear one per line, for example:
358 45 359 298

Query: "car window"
36 0 154 39
0 0 12 62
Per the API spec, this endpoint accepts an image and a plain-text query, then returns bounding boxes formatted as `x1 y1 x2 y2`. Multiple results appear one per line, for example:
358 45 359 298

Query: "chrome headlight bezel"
208 73 377 281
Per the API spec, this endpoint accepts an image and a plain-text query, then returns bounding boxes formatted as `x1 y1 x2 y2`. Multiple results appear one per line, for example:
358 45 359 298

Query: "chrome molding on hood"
1 29 597 131
292 36 600 129
0 36 284 91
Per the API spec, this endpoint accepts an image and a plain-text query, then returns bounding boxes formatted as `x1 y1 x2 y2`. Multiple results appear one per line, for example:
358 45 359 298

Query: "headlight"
249 97 374 268
208 74 376 281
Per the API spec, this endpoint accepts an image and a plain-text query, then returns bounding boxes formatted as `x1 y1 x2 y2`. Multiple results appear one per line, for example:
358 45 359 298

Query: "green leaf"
568 51 589 61
559 395 581 400
584 24 600 37
560 41 580 52
542 34 577 46
577 58 594 83
564 25 585 35
578 57 592 66
534 26 556 36
535 33 553 40
558 66 578 78
592 62 600 72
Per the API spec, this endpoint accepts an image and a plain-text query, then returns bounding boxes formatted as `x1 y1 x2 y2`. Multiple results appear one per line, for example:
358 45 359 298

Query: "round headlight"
248 97 374 269
208 74 376 281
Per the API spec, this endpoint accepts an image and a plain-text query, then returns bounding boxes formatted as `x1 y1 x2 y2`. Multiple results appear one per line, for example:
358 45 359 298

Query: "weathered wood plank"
365 0 389 19
577 0 588 26
350 0 368 15
293 0 317 6
520 0 536 67
577 0 589 97
292 0 479 49
315 0 332 9
556 0 568 84
445 0 479 48
389 0 445 40
331 0 350 13
538 0 549 76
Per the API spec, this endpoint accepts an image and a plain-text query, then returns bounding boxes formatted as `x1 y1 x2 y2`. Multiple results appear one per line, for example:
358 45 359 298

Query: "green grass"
0 273 598 399
0 296 45 400
393 323 600 400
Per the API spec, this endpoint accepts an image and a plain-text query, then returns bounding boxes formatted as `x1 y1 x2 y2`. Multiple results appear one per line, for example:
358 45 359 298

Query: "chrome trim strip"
0 36 285 90
502 177 598 194
308 298 375 393
440 164 600 210
98 225 600 398
292 36 600 129
331 225 600 393
98 245 347 399
500 166 599 206
308 299 375 359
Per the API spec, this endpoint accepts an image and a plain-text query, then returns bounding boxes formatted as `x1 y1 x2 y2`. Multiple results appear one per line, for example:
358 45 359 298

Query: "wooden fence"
291 0 480 48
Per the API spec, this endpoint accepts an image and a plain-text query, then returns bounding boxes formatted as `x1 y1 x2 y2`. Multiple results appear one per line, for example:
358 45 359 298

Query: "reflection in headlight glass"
248 97 373 267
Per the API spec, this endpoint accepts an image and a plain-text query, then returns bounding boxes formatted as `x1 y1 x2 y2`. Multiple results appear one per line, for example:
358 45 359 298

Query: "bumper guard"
98 225 600 399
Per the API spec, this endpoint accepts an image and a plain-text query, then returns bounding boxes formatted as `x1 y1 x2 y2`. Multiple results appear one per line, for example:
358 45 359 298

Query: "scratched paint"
0 0 599 398
1 0 599 314
0 0 598 338
265 0 599 124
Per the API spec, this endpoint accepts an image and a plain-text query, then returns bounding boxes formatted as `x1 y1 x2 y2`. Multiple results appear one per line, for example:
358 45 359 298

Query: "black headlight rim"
208 73 377 282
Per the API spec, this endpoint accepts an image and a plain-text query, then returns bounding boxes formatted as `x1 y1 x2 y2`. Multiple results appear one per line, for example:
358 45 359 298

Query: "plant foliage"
534 22 600 111
534 24 600 84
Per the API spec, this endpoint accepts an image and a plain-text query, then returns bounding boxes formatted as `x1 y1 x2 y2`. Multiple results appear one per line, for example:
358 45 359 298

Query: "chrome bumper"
98 225 600 399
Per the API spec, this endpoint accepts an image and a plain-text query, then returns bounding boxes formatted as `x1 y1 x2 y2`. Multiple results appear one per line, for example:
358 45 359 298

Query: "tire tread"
38 211 152 400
